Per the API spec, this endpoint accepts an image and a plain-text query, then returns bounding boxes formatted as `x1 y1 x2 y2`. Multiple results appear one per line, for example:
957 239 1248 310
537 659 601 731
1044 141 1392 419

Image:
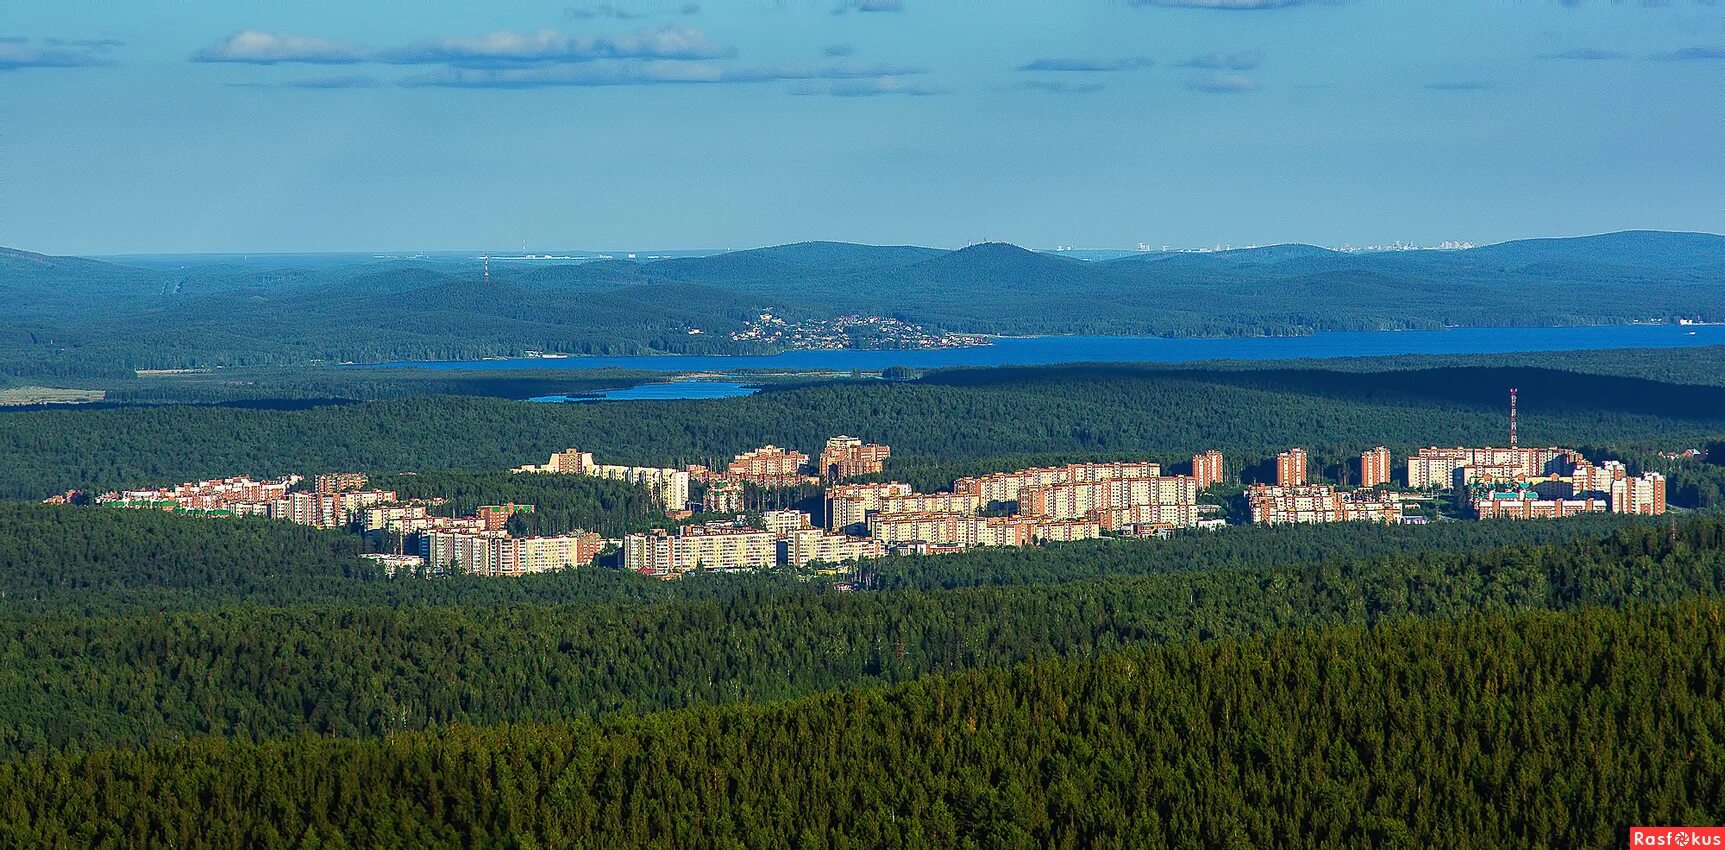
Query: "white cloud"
193 31 369 64
383 26 730 66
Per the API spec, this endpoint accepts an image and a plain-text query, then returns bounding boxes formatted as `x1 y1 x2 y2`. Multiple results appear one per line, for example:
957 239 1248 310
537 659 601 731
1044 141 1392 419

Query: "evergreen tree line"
4 364 1724 501
3 515 1721 753
366 471 663 537
1 598 1720 849
0 503 1644 616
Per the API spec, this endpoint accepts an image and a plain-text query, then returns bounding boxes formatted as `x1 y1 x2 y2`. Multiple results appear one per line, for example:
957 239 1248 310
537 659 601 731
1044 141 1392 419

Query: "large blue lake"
394 324 1725 374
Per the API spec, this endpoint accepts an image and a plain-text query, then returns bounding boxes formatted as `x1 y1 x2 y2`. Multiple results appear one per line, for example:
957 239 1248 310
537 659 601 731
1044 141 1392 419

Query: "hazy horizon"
5 0 1723 255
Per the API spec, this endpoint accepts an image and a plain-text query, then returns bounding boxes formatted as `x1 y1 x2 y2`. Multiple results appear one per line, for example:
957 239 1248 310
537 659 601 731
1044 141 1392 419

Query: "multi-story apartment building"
1192 450 1225 489
784 527 885 566
421 530 601 577
314 472 368 494
703 477 744 513
726 445 811 486
1017 476 1196 523
867 511 1101 549
1092 502 1202 531
1610 472 1667 516
761 509 811 535
1406 446 1575 489
868 511 977 548
1248 484 1402 525
877 492 983 517
515 449 690 510
954 461 1164 505
1473 493 1607 520
477 503 534 531
99 475 302 512
1360 447 1392 488
817 436 891 479
274 491 344 528
1276 449 1309 487
825 481 916 532
1569 459 1626 496
622 524 777 575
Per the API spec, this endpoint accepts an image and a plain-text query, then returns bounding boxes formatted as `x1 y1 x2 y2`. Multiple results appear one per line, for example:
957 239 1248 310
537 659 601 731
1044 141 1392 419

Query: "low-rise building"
1473 493 1607 520
1248 484 1403 525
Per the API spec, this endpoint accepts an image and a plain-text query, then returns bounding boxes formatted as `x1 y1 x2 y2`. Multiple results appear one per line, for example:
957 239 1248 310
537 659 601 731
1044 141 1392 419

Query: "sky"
2 0 1723 255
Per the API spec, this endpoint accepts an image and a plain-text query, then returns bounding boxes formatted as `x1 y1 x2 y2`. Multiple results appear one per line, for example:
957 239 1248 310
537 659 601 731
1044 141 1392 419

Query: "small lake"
531 380 759 402
392 324 1725 374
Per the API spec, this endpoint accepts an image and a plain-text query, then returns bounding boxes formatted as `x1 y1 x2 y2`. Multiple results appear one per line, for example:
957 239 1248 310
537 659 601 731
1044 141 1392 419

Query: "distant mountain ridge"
0 230 1720 378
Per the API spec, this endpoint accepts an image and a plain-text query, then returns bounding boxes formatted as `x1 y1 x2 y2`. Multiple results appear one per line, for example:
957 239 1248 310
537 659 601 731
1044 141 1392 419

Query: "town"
64 398 1675 581
727 311 989 350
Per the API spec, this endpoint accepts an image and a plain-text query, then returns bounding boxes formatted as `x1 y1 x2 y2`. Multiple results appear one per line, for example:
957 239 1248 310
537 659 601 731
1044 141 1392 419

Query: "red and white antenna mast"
482 254 490 285
1509 387 1518 450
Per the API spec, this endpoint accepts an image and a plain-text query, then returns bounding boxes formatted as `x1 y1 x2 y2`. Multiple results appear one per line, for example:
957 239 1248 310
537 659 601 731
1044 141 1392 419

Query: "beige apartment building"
623 525 777 575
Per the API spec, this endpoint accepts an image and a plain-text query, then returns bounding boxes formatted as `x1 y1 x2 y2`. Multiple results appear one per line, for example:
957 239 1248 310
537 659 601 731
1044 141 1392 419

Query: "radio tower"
482 254 490 285
1509 387 1518 450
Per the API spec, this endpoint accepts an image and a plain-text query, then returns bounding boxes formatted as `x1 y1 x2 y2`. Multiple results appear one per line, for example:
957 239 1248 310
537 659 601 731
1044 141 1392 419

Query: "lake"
393 324 1725 375
531 380 760 402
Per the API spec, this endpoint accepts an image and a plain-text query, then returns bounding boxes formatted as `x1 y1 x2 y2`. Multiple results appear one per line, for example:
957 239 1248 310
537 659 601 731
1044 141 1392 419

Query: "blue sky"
3 0 1722 254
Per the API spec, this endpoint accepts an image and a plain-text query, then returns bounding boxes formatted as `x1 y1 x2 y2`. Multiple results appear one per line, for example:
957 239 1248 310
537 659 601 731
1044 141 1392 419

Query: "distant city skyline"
4 0 1723 255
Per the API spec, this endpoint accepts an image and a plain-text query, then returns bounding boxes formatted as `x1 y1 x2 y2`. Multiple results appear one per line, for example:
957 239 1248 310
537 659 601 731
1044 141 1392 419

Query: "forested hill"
6 362 1725 501
3 230 1722 378
6 598 1723 847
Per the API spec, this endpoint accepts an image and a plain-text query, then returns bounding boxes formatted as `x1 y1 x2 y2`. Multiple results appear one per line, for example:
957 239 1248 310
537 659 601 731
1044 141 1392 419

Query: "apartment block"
421 530 600 576
1248 484 1402 525
825 481 916 532
761 509 811 535
704 477 745 513
314 472 368 494
1018 476 1196 522
726 445 811 486
1406 446 1575 489
477 503 534 531
1360 447 1392 488
514 449 690 510
1192 450 1226 489
1276 449 1309 487
785 527 885 566
1473 494 1607 520
1610 472 1667 516
99 475 301 512
1092 502 1202 531
954 461 1163 505
622 525 777 576
867 511 1100 549
818 436 891 479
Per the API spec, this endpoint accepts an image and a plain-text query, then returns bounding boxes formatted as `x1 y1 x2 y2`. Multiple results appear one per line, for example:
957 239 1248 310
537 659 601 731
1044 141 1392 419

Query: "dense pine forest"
4 352 1725 845
3 599 1722 848
5 362 1725 502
